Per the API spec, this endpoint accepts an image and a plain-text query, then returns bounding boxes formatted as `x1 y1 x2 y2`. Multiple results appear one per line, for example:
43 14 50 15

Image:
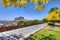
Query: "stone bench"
55 23 60 25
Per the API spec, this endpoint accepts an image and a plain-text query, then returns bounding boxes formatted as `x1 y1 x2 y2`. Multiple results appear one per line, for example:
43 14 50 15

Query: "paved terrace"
0 23 47 40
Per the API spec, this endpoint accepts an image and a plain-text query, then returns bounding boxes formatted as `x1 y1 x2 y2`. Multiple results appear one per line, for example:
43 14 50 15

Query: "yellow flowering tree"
46 8 60 22
0 0 57 11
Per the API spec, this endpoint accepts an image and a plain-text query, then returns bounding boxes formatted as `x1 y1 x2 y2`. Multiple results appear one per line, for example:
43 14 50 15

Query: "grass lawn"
26 29 60 40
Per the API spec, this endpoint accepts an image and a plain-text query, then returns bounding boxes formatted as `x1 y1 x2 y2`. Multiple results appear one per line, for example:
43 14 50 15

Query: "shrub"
40 34 56 40
17 21 26 26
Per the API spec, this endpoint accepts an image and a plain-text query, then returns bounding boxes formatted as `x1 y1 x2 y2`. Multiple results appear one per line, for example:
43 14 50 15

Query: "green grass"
26 30 60 40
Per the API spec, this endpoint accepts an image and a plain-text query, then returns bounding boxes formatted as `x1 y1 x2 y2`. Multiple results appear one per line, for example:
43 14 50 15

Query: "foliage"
32 20 39 24
40 34 56 40
55 20 60 22
0 0 57 11
26 30 60 40
17 20 40 26
46 8 60 21
42 18 48 22
17 21 26 26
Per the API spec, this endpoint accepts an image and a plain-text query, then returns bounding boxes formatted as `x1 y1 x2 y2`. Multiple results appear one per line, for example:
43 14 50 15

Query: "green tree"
42 18 48 22
32 20 39 24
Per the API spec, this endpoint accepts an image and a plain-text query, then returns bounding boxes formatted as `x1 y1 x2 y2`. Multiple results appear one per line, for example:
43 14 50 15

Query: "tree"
32 20 39 24
46 8 60 22
0 0 57 11
42 18 48 22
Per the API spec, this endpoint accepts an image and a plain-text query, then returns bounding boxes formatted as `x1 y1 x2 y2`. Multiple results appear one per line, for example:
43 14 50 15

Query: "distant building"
12 17 27 26
0 23 3 27
0 17 27 27
14 17 24 21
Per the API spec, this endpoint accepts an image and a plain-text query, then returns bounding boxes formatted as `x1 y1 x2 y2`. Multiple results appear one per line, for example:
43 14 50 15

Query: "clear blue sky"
0 0 60 21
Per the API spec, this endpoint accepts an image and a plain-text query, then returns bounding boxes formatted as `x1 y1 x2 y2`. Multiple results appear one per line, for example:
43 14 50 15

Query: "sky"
0 0 60 21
